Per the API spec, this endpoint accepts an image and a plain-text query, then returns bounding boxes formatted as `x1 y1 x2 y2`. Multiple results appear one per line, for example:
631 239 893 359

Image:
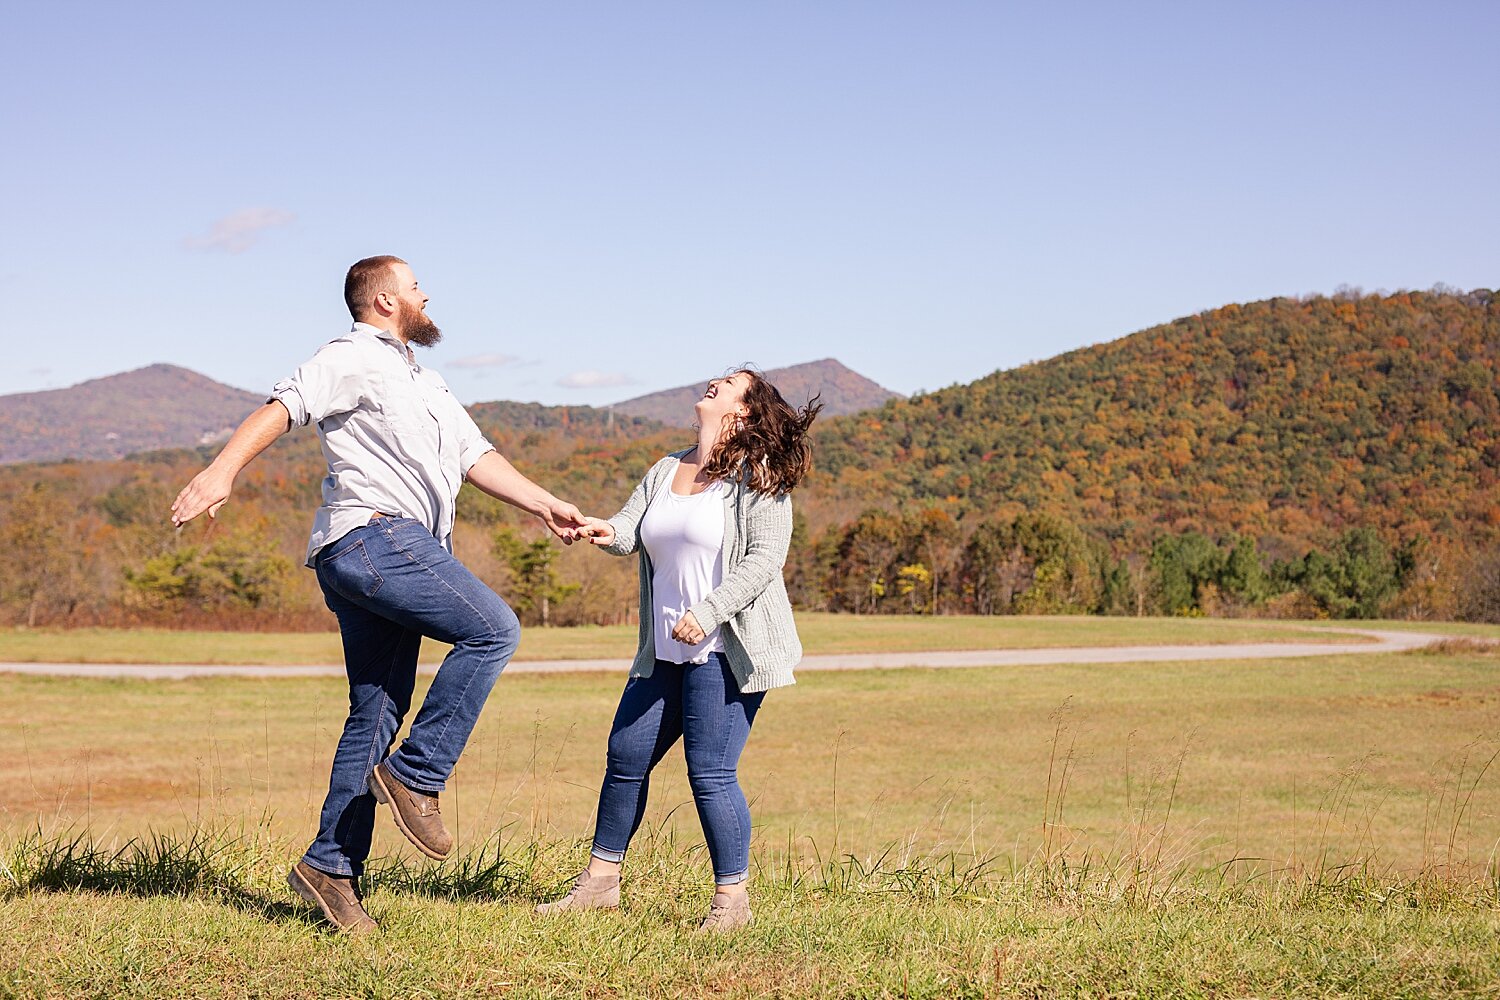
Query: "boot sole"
369 765 449 860
287 866 375 934
534 893 620 915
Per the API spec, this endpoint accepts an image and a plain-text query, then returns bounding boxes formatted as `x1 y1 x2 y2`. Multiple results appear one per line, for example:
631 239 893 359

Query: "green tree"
493 527 579 626
1218 535 1273 605
1009 513 1105 615
1099 558 1139 616
126 528 293 611
1148 532 1224 616
1284 527 1400 619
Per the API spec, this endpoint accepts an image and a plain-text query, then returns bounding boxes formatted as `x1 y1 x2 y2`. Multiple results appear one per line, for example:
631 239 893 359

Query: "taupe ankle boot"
697 889 752 933
535 870 621 914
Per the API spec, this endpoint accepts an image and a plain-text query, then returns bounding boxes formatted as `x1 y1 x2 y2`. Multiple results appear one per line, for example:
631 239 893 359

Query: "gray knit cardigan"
603 448 802 693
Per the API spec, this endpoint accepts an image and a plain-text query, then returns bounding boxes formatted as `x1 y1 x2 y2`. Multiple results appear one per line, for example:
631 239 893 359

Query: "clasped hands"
541 502 704 645
540 501 616 548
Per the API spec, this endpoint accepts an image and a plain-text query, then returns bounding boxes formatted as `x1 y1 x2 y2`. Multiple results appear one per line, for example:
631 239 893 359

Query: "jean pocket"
320 538 384 599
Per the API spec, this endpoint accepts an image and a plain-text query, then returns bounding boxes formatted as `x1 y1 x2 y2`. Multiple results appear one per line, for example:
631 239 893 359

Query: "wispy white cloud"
184 207 295 254
450 352 524 370
557 370 636 389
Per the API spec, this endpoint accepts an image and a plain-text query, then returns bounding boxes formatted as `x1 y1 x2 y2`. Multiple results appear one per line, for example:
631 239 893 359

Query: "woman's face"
694 371 751 430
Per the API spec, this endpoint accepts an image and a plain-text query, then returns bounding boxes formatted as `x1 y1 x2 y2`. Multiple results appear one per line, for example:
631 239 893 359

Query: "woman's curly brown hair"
701 368 823 496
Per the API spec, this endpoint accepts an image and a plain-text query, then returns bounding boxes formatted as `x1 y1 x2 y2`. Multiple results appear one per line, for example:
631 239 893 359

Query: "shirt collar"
352 322 416 367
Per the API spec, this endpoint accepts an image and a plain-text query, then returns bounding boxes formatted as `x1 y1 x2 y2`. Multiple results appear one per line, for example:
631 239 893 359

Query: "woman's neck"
692 424 723 471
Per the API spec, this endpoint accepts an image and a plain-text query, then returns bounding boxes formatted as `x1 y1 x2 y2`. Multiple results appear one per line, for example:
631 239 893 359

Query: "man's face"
388 263 442 347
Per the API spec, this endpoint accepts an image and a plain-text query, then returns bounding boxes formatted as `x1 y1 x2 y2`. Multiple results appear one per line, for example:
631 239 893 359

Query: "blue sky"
2 1 1496 408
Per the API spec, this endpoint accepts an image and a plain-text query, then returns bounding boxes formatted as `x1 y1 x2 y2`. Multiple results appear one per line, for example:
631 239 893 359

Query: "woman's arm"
685 491 793 635
594 455 674 556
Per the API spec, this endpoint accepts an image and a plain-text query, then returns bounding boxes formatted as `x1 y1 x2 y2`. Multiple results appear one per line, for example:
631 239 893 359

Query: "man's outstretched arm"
171 401 292 527
464 450 588 543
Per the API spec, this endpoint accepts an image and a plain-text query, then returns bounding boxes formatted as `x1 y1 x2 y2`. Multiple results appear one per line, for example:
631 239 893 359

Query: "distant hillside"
611 358 900 426
6 288 1499 628
812 288 1500 551
0 364 264 464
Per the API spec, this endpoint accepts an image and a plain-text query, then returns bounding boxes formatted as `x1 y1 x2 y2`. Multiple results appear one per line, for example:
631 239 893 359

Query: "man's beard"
398 298 442 347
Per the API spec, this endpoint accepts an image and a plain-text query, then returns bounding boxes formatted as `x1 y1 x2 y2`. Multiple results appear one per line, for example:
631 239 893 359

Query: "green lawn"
2 835 1495 998
4 646 1495 869
2 641 1498 996
0 614 1390 665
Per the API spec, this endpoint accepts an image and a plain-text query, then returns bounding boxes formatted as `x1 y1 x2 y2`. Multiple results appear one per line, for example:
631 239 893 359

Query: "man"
171 255 587 933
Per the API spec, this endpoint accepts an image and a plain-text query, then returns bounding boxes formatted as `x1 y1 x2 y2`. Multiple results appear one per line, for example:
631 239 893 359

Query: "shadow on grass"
4 829 326 930
1 826 562 922
369 839 541 903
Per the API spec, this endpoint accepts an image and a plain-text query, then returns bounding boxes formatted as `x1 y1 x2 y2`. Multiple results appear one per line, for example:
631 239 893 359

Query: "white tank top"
639 475 727 664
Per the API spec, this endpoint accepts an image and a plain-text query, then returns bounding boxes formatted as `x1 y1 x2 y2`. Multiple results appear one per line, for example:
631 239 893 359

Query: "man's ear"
371 289 397 317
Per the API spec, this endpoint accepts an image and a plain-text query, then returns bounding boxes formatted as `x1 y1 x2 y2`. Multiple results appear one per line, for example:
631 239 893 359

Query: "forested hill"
5 287 1499 629
0 364 264 464
810 288 1500 554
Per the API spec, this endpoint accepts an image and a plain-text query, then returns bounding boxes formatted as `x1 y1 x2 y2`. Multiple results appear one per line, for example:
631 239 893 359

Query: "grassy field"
2 633 1498 995
0 613 1402 665
2 829 1496 998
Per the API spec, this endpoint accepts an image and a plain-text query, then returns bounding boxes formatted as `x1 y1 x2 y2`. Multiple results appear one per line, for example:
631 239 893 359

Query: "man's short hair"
344 255 407 320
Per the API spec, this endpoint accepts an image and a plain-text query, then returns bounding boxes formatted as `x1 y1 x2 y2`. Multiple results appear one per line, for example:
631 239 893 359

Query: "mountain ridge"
0 357 897 464
610 358 900 426
0 364 265 464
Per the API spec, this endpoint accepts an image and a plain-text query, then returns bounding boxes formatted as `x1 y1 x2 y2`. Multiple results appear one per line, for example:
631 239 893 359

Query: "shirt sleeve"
457 406 495 478
269 340 367 427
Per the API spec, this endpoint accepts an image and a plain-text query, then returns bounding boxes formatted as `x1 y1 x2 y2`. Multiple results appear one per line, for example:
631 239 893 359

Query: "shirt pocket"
379 370 438 438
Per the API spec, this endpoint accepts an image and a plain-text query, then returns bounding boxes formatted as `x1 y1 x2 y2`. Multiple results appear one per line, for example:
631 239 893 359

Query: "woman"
536 368 820 931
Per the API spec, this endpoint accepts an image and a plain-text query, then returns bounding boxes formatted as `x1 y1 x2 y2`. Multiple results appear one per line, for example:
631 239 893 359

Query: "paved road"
0 628 1454 680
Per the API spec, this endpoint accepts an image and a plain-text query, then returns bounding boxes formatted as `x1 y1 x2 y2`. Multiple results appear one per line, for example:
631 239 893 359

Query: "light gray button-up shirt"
270 323 495 567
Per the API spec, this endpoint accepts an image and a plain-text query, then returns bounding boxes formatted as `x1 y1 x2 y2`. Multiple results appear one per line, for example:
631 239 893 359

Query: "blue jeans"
302 517 520 877
590 653 766 885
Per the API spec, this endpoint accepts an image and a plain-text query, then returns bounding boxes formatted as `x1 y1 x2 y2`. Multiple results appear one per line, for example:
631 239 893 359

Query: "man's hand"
538 498 589 544
170 400 290 528
671 611 706 646
578 517 616 547
171 465 236 527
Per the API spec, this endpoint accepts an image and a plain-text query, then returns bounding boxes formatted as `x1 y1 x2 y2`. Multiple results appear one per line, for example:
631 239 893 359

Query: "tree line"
2 286 1497 628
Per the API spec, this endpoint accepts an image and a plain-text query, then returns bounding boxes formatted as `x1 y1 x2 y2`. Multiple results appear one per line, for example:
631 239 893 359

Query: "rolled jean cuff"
590 843 627 864
301 852 356 878
715 867 749 886
382 754 444 795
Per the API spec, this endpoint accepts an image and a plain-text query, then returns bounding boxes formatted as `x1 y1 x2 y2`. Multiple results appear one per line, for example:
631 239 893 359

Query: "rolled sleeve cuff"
460 442 496 480
269 381 311 427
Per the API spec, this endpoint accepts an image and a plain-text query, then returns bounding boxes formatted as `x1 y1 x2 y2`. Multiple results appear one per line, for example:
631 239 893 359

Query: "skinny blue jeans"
590 653 766 885
302 517 520 877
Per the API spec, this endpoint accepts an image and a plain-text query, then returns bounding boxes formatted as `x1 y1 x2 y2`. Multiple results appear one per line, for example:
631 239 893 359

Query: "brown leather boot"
534 870 622 914
369 760 453 860
287 862 378 934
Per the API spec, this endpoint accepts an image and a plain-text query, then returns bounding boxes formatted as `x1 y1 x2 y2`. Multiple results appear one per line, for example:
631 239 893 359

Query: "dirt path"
0 628 1450 680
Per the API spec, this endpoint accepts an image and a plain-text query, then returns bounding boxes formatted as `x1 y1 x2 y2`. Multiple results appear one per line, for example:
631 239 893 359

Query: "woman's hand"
579 517 616 547
671 611 706 646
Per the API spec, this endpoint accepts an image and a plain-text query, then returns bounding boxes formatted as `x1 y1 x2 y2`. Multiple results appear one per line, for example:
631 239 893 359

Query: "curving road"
0 628 1456 680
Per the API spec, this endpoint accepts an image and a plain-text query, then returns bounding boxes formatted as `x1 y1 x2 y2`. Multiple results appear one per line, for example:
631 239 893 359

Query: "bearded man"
171 255 588 932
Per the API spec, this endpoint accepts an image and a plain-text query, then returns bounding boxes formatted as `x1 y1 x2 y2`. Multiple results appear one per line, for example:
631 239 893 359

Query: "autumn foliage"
3 287 1497 627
